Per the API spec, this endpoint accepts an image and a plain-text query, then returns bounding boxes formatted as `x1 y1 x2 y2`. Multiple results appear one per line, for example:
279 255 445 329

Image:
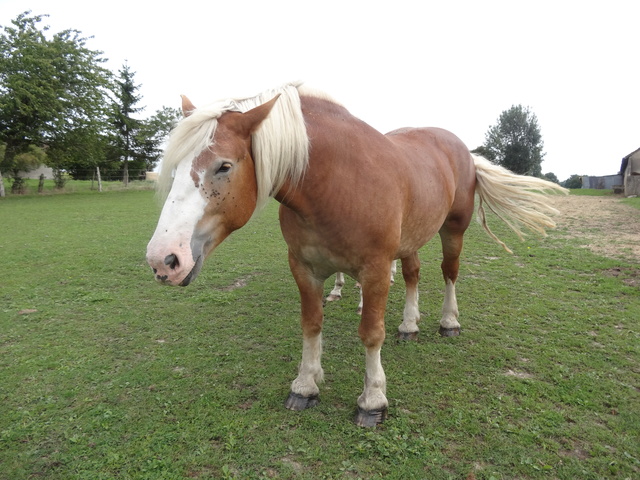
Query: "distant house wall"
19 165 54 179
623 150 640 196
581 174 623 189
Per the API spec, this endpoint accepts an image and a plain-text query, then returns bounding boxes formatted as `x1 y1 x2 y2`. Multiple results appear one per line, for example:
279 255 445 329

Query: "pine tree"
111 63 143 185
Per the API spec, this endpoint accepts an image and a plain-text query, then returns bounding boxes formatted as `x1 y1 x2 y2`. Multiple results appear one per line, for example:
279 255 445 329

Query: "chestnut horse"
147 83 566 426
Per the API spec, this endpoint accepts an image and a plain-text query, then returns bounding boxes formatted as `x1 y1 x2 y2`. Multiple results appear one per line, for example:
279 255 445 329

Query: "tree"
542 172 559 184
0 12 178 193
108 67 180 182
137 106 181 173
52 125 110 180
0 142 6 197
5 144 46 193
0 11 112 194
474 105 545 177
110 63 144 185
562 174 583 189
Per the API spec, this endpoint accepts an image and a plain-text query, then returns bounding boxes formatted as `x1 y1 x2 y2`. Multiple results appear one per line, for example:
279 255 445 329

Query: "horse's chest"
280 211 358 271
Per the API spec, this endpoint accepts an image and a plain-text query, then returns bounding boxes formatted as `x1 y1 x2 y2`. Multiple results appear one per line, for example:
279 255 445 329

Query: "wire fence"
1 176 156 196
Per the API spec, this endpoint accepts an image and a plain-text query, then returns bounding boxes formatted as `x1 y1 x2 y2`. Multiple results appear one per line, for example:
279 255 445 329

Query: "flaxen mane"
158 82 310 211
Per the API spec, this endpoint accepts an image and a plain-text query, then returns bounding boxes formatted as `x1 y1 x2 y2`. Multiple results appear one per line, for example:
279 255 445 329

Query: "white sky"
1 0 637 181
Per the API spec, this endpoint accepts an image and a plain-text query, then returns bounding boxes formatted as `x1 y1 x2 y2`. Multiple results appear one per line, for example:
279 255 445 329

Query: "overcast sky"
1 0 637 180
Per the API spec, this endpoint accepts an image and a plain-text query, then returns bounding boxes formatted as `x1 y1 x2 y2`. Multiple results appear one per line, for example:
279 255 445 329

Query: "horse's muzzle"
148 252 203 287
178 257 202 286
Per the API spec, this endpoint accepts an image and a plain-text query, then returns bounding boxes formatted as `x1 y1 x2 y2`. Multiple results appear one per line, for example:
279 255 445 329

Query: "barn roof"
621 147 640 174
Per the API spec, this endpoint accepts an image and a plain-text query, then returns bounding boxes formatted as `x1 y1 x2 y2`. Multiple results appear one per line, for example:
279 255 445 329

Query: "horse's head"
146 94 280 286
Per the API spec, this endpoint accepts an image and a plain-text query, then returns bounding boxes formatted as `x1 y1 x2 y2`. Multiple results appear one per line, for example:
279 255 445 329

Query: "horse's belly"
396 211 447 258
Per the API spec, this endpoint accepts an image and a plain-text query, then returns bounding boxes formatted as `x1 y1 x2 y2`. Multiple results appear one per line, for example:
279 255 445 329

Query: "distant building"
581 174 622 190
620 148 640 197
19 165 54 179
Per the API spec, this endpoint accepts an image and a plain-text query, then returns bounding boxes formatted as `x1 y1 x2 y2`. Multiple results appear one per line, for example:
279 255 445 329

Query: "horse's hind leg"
438 224 466 337
325 272 345 302
390 259 397 284
397 252 421 340
285 252 325 411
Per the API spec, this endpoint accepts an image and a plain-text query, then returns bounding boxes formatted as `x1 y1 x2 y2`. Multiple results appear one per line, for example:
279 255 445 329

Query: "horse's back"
385 126 477 221
386 126 474 177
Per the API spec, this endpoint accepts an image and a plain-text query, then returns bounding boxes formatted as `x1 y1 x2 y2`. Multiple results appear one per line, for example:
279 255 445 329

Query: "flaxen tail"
472 155 568 253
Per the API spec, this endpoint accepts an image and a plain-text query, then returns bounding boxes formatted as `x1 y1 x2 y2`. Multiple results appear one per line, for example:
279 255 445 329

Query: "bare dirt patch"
549 195 640 262
605 267 640 288
504 369 534 379
220 278 249 291
216 273 260 291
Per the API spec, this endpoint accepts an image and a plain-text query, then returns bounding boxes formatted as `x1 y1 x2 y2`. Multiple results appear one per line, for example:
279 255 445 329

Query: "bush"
562 174 582 189
53 168 70 189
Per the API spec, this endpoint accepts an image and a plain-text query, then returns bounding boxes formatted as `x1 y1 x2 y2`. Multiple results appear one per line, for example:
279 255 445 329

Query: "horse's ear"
181 95 196 117
239 94 281 135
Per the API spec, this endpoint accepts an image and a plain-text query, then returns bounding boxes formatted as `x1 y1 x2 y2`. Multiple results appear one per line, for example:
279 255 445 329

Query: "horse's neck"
272 97 379 212
273 176 306 212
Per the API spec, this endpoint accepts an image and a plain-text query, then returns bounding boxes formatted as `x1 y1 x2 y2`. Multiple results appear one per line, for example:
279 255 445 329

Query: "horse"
146 83 567 427
326 261 397 314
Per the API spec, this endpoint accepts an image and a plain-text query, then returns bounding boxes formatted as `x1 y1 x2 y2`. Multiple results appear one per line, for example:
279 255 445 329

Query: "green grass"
1 191 638 479
621 196 640 210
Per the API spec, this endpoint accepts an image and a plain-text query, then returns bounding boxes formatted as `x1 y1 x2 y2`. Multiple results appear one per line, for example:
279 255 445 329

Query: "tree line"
0 12 180 196
1 11 582 197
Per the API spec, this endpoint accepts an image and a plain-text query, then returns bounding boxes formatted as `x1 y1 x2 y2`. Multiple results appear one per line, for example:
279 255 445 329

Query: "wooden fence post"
97 166 103 192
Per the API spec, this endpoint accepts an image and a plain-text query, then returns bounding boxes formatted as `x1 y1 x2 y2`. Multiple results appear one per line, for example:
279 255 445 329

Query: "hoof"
325 294 341 303
354 406 388 427
397 331 419 341
284 392 319 411
439 326 460 337
355 307 362 315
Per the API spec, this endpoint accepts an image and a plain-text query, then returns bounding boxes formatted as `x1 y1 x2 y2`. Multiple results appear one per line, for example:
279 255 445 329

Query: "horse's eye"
217 163 232 174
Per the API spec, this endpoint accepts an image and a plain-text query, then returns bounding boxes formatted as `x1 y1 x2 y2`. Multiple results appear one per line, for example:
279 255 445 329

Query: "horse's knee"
358 323 385 349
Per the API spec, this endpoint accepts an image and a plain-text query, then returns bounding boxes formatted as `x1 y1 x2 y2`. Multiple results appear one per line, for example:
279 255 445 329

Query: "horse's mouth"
179 256 203 287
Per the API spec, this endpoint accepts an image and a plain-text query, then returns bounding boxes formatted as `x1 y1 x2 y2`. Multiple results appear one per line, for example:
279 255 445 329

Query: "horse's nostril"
164 254 179 269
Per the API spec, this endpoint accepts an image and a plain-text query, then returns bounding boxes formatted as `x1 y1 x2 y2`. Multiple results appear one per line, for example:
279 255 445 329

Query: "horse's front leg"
356 260 397 315
285 253 325 411
355 266 392 427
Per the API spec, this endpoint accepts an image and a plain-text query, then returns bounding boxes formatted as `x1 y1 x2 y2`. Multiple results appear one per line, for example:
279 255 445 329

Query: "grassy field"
0 189 638 479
